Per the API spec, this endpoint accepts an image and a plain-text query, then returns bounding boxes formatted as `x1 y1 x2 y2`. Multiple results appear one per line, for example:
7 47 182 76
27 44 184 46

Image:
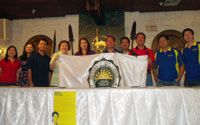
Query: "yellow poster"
53 91 76 125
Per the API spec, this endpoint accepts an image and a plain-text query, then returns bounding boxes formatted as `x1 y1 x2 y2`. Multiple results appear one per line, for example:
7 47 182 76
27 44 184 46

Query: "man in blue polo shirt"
153 35 184 86
103 36 121 53
120 36 137 56
182 28 200 86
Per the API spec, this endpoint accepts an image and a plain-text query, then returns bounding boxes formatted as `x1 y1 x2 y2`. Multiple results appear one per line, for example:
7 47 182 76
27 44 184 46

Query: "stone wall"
125 10 200 48
79 11 124 52
0 15 79 59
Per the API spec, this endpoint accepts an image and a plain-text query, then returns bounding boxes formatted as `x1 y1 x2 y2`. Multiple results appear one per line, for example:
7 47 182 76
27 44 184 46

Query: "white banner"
59 53 148 88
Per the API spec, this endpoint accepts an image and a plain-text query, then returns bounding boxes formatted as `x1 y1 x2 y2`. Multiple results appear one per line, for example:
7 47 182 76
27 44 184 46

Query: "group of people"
0 28 199 87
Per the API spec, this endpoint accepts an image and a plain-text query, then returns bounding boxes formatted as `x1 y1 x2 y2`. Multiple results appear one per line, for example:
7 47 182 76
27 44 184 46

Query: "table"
0 87 200 125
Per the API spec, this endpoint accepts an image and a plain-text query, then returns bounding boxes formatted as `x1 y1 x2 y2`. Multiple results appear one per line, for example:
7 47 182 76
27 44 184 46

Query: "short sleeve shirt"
182 41 200 80
155 47 184 81
50 52 62 87
28 53 52 87
103 48 122 53
0 59 20 83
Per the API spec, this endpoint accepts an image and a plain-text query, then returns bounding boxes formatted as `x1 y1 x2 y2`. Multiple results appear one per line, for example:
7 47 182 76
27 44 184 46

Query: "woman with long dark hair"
0 45 20 86
18 43 35 86
75 37 95 56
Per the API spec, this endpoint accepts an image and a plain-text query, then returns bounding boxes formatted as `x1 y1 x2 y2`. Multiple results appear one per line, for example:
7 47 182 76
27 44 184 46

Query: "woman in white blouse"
50 40 70 87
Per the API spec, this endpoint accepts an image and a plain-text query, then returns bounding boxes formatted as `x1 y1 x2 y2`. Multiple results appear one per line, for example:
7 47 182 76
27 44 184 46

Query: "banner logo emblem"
88 58 121 87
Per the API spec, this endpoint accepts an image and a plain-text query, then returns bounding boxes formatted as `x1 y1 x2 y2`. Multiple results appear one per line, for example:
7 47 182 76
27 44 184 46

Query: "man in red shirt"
129 32 155 86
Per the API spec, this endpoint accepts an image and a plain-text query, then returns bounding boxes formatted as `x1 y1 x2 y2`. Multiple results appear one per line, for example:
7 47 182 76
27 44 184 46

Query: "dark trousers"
184 80 200 87
157 80 180 87
0 83 17 86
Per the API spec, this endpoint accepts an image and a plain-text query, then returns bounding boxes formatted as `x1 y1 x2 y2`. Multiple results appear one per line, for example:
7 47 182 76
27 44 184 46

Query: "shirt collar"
104 48 117 53
160 47 171 52
136 46 147 50
6 58 17 63
58 51 68 55
37 52 47 57
185 41 197 47
123 49 130 54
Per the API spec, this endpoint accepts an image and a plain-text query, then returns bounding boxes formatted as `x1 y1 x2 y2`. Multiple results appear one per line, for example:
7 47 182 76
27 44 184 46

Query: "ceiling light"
32 9 37 14
159 0 181 6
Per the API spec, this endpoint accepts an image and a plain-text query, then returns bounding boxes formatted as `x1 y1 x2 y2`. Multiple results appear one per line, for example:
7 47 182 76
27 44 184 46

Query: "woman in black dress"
18 43 35 86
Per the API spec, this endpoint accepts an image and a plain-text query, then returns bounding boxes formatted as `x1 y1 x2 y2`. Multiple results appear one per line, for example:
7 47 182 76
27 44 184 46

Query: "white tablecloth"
0 87 200 125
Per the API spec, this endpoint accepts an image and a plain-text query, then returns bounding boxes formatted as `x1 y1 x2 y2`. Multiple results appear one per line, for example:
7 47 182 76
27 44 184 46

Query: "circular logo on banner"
88 58 121 88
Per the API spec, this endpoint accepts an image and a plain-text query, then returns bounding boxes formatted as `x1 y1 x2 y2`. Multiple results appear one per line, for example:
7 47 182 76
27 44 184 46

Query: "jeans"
157 80 180 86
146 73 153 86
184 80 200 87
